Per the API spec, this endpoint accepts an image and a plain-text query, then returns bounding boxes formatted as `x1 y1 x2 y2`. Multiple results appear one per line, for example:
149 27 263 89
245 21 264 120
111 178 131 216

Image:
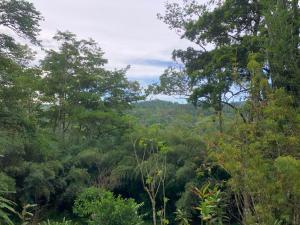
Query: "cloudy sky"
28 0 193 88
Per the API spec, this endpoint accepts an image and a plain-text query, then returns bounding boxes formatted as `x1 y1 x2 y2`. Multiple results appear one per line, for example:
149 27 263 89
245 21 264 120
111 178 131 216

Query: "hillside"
130 100 201 125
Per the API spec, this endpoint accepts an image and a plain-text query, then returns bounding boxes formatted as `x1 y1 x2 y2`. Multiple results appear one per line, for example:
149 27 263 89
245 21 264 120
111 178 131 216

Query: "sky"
28 0 192 90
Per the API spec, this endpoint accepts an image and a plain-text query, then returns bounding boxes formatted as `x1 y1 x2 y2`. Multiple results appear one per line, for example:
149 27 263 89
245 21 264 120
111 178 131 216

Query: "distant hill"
129 100 238 126
129 100 212 125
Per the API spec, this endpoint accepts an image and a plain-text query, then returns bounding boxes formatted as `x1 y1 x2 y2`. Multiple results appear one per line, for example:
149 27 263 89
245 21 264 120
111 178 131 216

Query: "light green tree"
73 187 144 225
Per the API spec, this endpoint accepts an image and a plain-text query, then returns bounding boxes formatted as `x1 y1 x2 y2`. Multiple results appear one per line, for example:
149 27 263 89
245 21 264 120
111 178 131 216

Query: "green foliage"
0 0 41 42
23 161 63 203
157 0 300 224
73 187 144 225
0 192 17 225
0 173 15 192
0 0 299 224
39 218 75 225
275 156 300 197
19 203 37 225
40 31 142 142
174 209 191 225
193 184 226 225
210 89 300 224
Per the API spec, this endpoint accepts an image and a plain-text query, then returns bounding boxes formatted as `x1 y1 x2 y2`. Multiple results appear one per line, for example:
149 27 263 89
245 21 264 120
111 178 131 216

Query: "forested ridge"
0 0 300 225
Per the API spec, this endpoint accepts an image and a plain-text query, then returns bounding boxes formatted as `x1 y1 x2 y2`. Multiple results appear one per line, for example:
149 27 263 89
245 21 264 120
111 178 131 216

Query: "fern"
39 217 75 225
0 192 18 225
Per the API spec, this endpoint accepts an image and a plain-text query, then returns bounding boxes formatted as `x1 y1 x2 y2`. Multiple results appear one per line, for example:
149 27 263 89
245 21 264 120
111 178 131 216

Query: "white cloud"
28 0 193 81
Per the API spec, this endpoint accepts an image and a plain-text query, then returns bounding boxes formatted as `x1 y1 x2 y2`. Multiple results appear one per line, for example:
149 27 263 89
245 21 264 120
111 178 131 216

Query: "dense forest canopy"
0 0 299 225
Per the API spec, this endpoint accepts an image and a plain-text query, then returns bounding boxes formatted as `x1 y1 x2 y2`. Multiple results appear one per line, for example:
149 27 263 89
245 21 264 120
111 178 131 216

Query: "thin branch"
221 100 247 123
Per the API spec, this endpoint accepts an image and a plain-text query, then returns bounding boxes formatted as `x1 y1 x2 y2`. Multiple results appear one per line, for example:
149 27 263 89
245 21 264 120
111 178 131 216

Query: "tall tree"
0 0 42 61
157 0 300 122
158 0 300 224
41 31 142 143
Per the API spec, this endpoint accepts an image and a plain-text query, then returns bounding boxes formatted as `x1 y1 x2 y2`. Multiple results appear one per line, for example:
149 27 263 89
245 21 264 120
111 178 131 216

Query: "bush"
73 187 143 225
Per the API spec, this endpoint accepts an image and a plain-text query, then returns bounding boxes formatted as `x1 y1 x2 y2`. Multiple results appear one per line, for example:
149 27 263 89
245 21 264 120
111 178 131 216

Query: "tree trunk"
151 199 157 225
243 193 251 225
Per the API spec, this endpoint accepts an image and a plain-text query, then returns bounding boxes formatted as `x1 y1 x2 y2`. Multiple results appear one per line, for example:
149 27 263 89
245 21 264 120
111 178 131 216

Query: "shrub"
73 187 143 225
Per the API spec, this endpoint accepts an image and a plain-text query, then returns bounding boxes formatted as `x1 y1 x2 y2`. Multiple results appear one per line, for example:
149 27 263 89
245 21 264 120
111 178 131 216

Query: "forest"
0 0 299 224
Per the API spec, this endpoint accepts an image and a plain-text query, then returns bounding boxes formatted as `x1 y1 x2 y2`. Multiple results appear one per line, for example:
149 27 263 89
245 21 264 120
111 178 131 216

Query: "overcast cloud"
27 0 192 88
